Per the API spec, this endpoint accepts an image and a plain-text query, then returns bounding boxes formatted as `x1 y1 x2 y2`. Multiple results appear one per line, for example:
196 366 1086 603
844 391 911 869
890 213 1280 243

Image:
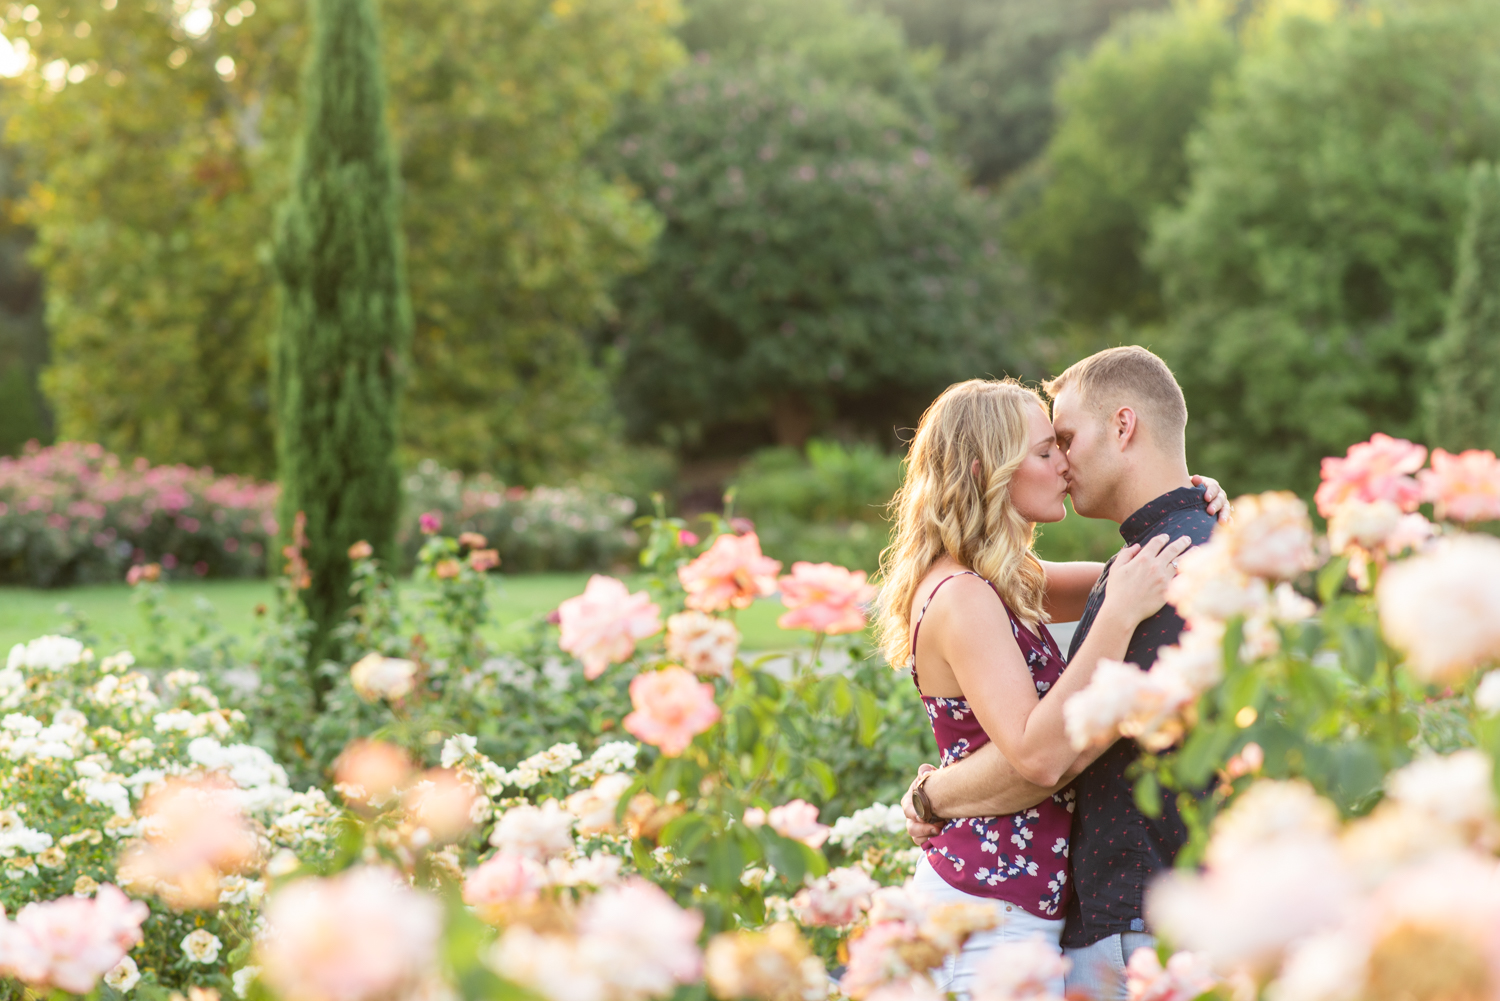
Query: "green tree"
1426 162 1500 452
867 0 1168 184
1149 0 1500 494
8 0 680 481
1009 2 1238 325
273 0 409 672
608 56 1037 451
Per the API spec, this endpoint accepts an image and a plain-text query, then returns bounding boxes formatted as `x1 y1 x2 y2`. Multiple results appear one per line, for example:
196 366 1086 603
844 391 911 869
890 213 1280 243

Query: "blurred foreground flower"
792 866 878 926
402 768 480 843
624 666 721 755
971 935 1069 1000
349 652 418 702
777 561 878 634
1219 492 1319 581
1123 948 1216 1001
767 799 831 848
679 532 782 612
559 575 663 679
490 877 703 1001
257 866 443 1001
117 776 258 910
1420 448 1500 523
706 922 827 1001
1376 534 1500 683
0 884 147 993
666 610 740 678
1315 434 1427 517
334 740 414 809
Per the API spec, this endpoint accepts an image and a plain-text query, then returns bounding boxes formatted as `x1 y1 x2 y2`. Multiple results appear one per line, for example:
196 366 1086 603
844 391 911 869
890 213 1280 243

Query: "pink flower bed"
0 441 278 586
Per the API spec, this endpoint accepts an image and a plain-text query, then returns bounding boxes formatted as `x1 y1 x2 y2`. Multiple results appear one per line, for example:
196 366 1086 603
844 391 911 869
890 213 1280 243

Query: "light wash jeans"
911 858 1065 999
1063 932 1157 1001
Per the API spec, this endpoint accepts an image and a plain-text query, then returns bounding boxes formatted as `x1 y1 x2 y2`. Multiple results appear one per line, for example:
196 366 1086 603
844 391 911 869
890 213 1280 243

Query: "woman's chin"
1033 503 1069 524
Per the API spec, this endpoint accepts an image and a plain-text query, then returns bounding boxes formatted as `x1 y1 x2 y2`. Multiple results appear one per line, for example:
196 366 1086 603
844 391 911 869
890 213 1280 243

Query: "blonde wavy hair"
876 378 1049 669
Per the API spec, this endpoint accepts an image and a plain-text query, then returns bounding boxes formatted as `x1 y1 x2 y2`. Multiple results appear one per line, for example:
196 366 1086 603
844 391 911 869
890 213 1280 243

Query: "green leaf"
804 757 837 799
706 832 747 893
1134 770 1162 817
757 829 809 885
1317 556 1351 605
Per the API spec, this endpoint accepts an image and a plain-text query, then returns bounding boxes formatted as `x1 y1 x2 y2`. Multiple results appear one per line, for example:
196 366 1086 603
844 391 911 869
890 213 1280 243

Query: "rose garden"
3 0 1500 999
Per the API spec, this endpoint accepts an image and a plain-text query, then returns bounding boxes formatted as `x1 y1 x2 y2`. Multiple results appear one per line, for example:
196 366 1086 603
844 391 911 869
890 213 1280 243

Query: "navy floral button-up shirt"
1060 485 1217 949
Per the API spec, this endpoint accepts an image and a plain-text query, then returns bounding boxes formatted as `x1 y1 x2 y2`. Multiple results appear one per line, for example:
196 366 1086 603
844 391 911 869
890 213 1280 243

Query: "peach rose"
1420 448 1500 523
623 667 721 756
776 562 878 635
678 532 782 612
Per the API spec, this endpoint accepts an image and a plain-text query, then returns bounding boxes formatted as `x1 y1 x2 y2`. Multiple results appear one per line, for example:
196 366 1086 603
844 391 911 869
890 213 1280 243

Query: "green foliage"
868 0 1168 184
9 0 681 483
272 0 409 671
1149 0 1500 494
1010 2 1238 324
608 55 1037 451
680 0 933 119
729 439 900 571
1426 162 1500 453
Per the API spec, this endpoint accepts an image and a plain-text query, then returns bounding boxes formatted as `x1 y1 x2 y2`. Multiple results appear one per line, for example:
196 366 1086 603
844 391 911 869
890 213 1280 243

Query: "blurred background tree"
4 0 681 483
1425 162 1500 453
1149 0 1500 495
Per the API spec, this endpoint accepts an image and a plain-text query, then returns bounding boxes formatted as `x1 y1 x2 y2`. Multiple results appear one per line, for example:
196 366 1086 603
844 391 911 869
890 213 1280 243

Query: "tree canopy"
606 54 1036 451
1149 0 1500 494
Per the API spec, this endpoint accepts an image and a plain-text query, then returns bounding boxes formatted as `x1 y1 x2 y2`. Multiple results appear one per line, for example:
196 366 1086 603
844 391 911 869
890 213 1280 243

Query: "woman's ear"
971 458 982 478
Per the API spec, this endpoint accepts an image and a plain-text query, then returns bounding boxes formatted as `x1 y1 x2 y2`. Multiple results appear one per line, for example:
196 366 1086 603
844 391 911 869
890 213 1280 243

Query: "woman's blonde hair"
876 378 1049 669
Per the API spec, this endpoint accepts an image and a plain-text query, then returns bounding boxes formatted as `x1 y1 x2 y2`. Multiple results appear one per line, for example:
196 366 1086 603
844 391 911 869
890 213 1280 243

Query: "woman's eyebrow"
1033 434 1057 449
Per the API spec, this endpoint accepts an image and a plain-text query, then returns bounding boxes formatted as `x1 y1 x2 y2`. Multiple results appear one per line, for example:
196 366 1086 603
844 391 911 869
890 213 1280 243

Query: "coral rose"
558 575 663 680
623 667 721 756
678 532 782 612
1376 534 1500 683
777 562 878 635
1419 448 1500 523
116 776 259 910
666 611 740 678
1314 434 1427 517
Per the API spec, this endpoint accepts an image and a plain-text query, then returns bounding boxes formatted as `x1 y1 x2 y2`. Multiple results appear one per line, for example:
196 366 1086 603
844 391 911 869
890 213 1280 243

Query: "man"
901 346 1220 1000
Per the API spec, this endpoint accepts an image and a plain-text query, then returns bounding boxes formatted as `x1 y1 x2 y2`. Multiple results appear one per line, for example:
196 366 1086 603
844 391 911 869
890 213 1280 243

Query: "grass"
0 573 799 657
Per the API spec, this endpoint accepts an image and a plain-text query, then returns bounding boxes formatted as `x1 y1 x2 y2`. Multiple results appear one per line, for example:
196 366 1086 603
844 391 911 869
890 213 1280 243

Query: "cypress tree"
1426 162 1500 452
272 0 410 685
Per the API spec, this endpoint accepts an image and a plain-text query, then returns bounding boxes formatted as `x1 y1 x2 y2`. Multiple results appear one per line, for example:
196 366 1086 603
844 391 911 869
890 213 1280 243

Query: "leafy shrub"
398 459 640 574
730 439 901 571
0 441 277 587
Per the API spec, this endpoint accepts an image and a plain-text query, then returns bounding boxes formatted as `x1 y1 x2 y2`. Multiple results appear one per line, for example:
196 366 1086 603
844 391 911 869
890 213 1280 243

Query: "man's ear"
1112 406 1139 450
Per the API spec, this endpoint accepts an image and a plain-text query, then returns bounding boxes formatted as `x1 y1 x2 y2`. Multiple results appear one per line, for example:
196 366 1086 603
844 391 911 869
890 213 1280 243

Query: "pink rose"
678 532 782 612
768 799 830 848
419 511 443 535
1125 948 1217 1001
1419 448 1500 523
792 867 879 927
623 667 721 756
776 562 878 635
1314 433 1427 517
463 852 547 910
558 575 663 680
666 611 740 678
0 885 148 993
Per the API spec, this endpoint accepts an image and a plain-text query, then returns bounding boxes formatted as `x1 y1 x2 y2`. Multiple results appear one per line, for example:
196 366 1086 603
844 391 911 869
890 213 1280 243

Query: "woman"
874 379 1212 996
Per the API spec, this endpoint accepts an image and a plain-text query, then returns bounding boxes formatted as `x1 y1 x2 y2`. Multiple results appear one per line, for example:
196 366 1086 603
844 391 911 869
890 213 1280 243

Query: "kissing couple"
876 346 1229 1000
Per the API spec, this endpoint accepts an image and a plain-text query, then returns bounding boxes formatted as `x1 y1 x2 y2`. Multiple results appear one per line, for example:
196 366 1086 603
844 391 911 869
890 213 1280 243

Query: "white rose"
104 956 141 993
181 928 223 964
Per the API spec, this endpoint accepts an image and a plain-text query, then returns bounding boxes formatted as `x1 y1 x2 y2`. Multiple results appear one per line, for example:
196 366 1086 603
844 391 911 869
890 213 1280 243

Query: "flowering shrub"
0 441 278 586
399 458 639 573
0 635 336 994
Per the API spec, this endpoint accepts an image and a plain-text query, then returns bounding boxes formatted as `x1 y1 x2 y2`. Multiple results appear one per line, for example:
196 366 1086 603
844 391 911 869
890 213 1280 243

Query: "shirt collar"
1119 485 1209 545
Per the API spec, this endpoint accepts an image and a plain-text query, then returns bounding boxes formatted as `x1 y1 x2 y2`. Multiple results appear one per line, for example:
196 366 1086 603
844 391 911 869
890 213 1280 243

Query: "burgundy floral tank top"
908 571 1075 919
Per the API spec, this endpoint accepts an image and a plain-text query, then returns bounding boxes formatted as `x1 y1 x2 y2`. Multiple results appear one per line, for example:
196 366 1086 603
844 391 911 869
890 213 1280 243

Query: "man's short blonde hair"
1043 346 1188 450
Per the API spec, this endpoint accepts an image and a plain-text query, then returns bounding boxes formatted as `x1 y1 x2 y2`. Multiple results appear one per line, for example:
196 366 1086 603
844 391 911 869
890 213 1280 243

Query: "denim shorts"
911 857 1065 999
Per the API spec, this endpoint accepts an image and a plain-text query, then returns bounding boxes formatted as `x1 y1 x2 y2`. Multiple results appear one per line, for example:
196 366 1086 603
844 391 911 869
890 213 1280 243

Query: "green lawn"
0 573 799 658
